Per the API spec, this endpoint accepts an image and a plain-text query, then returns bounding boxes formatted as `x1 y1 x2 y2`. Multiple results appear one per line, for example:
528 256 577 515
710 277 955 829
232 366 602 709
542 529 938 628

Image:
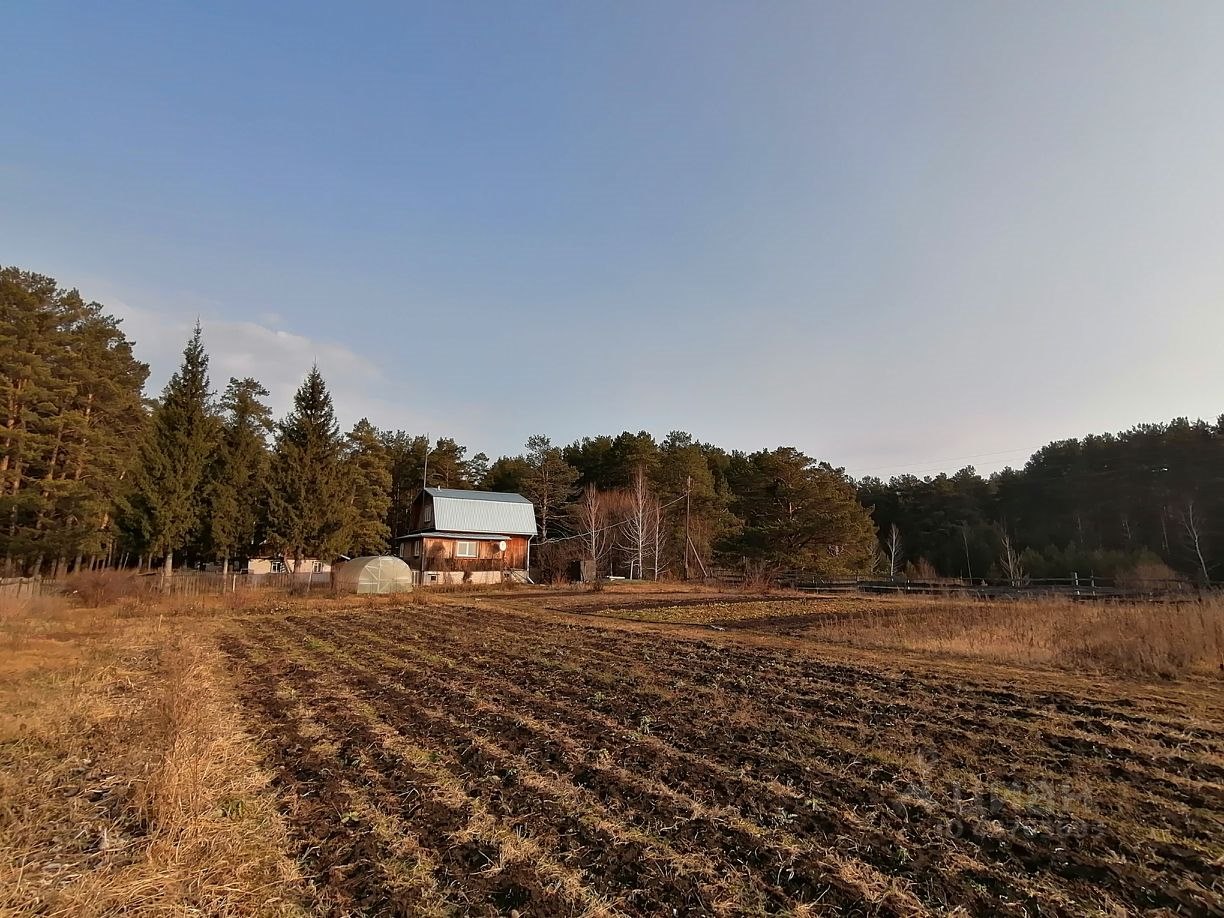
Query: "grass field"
3 585 1223 916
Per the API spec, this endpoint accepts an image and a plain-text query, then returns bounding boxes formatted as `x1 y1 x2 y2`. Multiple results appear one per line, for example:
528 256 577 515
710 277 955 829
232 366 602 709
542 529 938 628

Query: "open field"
4 586 1223 916
225 594 1223 916
0 593 303 917
530 591 1224 678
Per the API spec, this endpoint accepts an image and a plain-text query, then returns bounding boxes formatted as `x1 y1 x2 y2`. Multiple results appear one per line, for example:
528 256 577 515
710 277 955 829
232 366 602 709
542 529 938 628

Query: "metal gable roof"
398 531 520 541
426 488 537 536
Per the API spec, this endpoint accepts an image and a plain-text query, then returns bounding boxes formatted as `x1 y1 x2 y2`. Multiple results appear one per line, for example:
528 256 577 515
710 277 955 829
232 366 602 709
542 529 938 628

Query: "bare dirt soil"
223 596 1224 917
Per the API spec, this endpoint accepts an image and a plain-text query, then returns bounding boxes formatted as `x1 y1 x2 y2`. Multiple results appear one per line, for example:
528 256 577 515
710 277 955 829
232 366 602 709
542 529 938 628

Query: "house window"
411 541 421 558
312 561 324 573
270 559 286 573
455 541 478 558
422 506 433 526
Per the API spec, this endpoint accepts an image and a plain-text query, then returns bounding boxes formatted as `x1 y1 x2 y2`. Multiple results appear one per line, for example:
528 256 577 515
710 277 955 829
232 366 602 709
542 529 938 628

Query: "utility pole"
684 475 692 580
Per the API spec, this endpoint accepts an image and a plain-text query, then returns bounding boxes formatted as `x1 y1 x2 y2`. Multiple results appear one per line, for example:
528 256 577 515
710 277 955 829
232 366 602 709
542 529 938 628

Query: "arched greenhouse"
332 556 415 594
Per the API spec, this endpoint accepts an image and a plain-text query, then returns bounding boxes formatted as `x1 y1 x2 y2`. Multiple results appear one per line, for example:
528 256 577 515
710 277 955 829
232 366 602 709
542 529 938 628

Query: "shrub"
64 569 140 607
534 542 578 585
739 561 777 594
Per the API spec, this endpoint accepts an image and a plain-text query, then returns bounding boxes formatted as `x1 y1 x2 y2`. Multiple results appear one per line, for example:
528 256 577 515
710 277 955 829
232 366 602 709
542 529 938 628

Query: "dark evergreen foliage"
0 267 148 574
265 367 352 569
5 264 1222 582
125 323 217 577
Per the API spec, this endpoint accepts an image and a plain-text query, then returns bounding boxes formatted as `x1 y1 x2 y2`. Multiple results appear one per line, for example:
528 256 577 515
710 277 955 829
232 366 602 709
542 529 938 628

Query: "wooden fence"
0 577 46 600
136 571 334 595
712 570 1221 600
1 571 334 600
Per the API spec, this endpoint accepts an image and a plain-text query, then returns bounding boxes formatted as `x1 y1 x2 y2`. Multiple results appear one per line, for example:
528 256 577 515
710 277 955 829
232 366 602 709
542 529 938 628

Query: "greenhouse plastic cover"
332 555 415 594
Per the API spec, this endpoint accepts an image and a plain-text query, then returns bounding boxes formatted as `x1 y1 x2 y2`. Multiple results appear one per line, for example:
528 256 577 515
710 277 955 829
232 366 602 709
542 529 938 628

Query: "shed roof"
419 488 537 537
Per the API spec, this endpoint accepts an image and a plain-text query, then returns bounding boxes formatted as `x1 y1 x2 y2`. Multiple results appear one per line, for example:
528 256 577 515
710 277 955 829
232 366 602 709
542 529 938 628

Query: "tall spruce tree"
207 378 273 574
126 324 216 584
266 367 350 569
345 418 392 555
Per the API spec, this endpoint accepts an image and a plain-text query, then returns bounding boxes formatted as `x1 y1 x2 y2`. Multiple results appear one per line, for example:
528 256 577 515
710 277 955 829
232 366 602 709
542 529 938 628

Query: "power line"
534 491 689 546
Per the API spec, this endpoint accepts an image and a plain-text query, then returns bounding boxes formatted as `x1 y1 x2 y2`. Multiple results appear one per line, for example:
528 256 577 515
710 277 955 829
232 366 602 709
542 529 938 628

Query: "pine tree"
1 268 148 574
425 437 473 488
380 430 430 539
657 431 731 578
266 367 351 570
523 435 579 540
54 303 148 573
484 455 532 493
345 418 392 555
126 324 217 585
207 378 273 574
725 447 877 575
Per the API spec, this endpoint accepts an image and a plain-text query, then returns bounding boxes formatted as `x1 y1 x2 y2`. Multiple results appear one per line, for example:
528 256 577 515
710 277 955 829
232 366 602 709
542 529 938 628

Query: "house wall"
245 558 332 575
407 492 435 533
400 535 530 582
420 569 518 585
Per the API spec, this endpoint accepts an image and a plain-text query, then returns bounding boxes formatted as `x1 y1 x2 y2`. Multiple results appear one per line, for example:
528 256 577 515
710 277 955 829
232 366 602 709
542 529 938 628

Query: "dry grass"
582 588 1224 679
63 570 143 608
811 595 1224 677
4 581 1221 915
0 597 303 916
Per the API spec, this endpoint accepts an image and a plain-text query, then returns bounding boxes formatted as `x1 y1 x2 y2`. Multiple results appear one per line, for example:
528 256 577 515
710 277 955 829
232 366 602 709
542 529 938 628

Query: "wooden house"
396 488 537 584
242 557 331 575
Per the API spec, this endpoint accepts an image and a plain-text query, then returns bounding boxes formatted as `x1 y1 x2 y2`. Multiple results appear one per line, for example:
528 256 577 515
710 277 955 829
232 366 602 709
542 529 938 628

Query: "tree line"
2 267 1220 583
859 419 1224 584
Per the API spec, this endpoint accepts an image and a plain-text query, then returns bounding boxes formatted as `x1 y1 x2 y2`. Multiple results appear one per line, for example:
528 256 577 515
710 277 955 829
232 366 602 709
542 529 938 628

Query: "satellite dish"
497 540 507 552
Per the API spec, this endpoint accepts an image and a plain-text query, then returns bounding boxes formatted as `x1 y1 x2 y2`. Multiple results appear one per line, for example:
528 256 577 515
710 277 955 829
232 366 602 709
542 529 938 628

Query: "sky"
4 1 1224 478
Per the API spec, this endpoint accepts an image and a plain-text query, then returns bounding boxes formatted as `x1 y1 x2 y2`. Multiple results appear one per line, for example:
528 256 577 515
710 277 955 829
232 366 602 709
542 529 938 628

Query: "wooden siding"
400 535 529 573
407 492 435 533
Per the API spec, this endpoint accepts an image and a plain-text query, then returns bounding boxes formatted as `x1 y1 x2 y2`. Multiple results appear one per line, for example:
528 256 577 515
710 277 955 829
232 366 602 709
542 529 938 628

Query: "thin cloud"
108 296 437 436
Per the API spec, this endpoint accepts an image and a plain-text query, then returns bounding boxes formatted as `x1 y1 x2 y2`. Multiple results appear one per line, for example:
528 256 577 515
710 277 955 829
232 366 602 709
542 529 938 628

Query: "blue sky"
4 1 1224 476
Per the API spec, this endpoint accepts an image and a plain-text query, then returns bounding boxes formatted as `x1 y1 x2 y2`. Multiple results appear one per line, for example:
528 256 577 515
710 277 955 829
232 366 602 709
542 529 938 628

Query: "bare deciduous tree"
998 530 1025 586
651 492 666 580
886 523 903 578
1177 499 1211 583
618 466 662 580
572 483 615 576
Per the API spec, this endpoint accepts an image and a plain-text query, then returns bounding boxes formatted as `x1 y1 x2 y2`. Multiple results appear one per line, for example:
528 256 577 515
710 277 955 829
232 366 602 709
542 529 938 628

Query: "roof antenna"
421 433 430 492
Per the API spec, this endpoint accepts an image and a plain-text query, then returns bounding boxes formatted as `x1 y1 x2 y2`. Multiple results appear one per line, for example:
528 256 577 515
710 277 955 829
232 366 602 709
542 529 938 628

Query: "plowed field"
224 600 1224 917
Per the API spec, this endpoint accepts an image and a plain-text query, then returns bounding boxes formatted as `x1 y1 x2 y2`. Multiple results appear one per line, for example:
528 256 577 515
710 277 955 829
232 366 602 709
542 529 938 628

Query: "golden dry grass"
0 594 304 917
581 589 1224 678
600 595 900 624
3 581 1221 915
810 595 1224 677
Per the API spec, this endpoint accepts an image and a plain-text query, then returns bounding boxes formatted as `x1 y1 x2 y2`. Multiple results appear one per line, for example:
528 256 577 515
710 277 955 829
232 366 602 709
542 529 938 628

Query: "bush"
65 569 140 607
534 542 578 585
1115 554 1191 592
739 561 777 594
